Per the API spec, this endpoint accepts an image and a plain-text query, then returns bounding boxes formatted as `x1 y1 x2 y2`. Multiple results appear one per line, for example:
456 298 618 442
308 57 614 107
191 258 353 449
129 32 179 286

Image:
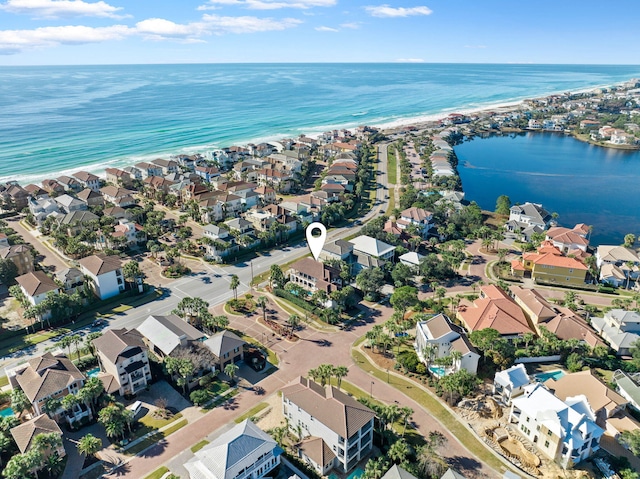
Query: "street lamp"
370 380 374 398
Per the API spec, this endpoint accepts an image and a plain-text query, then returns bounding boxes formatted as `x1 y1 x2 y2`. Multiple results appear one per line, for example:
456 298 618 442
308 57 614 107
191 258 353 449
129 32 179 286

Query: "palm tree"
44 452 65 478
626 261 636 289
0 433 10 467
450 350 463 372
399 406 414 437
256 296 268 322
363 456 387 479
388 438 409 465
230 274 240 300
287 314 301 334
57 335 74 359
70 334 83 360
224 363 239 383
317 364 334 387
333 366 349 390
77 434 102 459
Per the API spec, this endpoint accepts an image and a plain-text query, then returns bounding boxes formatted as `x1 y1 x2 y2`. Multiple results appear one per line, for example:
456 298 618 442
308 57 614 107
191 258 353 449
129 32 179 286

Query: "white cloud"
315 25 337 32
365 4 432 18
339 21 361 29
395 58 424 63
198 0 335 10
201 13 302 33
0 24 130 53
0 0 125 18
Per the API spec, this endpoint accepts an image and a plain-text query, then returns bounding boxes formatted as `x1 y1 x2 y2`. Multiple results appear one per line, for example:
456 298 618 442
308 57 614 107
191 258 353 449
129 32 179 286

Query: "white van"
128 400 142 417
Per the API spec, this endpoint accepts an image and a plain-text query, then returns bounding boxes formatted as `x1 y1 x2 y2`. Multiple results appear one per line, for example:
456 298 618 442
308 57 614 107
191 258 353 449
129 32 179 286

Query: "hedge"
273 288 320 315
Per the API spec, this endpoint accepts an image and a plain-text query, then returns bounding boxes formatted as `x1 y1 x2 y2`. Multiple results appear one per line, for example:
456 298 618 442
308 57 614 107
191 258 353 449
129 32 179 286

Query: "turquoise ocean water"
1 63 640 184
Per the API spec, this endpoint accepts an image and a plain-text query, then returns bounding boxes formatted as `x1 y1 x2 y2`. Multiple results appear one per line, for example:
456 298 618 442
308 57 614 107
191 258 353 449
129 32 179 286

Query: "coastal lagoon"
455 132 640 246
2 63 640 184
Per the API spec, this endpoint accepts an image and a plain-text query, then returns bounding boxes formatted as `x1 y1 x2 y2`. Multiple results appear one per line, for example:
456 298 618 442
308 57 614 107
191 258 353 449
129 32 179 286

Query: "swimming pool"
0 407 15 418
329 467 365 479
429 365 447 378
534 370 565 382
87 367 101 378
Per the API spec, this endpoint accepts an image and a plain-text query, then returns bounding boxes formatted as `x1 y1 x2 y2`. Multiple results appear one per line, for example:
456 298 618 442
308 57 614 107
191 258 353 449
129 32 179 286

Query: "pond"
455 132 640 245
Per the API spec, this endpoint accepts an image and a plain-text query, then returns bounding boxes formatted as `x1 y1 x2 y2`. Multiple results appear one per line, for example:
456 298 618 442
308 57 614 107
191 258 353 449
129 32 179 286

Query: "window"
544 440 550 448
526 417 530 422
547 430 552 436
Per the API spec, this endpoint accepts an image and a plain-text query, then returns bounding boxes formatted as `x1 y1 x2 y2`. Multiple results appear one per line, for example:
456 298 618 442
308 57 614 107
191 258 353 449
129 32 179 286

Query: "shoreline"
3 80 624 187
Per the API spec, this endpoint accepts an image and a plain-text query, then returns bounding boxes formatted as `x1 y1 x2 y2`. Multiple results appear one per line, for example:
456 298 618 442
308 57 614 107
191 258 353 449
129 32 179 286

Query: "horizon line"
2 61 640 68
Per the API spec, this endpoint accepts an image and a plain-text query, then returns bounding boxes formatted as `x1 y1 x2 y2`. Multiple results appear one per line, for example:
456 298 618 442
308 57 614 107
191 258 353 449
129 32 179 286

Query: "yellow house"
511 241 588 286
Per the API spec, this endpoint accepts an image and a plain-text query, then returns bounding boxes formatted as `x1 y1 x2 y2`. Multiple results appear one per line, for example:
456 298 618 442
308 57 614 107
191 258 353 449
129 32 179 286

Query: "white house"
505 202 552 241
136 314 205 358
397 207 433 237
591 309 640 356
398 251 424 267
15 271 60 306
414 314 479 377
595 245 639 286
54 194 87 214
92 328 152 396
349 235 396 261
73 171 101 192
509 383 604 468
281 376 375 474
78 254 124 300
185 420 282 479
493 364 531 404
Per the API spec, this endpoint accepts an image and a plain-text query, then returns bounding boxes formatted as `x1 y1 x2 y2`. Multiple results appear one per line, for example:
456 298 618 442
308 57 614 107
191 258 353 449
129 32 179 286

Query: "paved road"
5 216 70 272
103 297 498 479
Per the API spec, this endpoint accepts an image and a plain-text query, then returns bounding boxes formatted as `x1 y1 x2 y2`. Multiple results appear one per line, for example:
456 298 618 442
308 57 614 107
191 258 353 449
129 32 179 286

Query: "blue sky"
1 0 639 65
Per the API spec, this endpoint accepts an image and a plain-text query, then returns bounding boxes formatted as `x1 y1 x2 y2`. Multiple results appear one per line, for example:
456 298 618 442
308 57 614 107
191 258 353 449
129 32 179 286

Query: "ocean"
2 63 640 184
455 132 640 246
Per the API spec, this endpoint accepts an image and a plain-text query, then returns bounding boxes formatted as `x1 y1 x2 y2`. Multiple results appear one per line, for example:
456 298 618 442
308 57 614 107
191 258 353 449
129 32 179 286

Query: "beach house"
78 254 124 300
414 313 479 377
493 364 531 404
281 376 375 474
509 383 604 468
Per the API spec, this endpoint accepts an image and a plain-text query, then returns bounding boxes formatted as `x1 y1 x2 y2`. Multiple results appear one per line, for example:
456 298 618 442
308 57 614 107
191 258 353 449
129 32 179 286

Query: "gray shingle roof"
136 314 204 356
92 328 146 364
10 414 62 453
204 330 246 359
15 353 84 403
281 377 375 438
381 465 419 479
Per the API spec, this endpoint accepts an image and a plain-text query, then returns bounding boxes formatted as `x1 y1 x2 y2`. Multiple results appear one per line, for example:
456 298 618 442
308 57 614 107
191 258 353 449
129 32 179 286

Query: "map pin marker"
306 222 327 261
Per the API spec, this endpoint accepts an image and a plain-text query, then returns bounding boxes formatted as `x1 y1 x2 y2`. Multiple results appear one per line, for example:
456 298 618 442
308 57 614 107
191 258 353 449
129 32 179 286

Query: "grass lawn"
387 147 398 184
79 463 108 479
130 412 183 441
235 402 269 423
206 380 230 397
203 388 239 411
191 440 210 453
144 466 169 479
0 376 8 388
385 187 395 215
352 346 513 475
125 418 188 455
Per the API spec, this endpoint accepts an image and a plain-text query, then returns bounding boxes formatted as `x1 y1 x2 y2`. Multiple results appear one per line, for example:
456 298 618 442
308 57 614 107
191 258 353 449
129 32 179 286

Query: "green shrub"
190 389 209 406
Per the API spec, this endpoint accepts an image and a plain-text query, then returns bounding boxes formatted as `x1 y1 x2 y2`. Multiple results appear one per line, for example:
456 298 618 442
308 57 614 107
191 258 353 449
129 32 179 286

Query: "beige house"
8 353 91 425
203 330 246 370
92 328 152 395
10 414 65 458
0 244 34 276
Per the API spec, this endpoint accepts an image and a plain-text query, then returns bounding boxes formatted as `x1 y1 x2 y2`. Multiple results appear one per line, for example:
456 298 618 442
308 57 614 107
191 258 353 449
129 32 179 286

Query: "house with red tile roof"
456 285 535 339
545 224 590 253
511 241 588 286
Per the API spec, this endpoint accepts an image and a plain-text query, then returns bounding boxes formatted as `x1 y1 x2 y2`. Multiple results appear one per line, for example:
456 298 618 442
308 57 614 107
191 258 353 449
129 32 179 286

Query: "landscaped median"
351 339 522 477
